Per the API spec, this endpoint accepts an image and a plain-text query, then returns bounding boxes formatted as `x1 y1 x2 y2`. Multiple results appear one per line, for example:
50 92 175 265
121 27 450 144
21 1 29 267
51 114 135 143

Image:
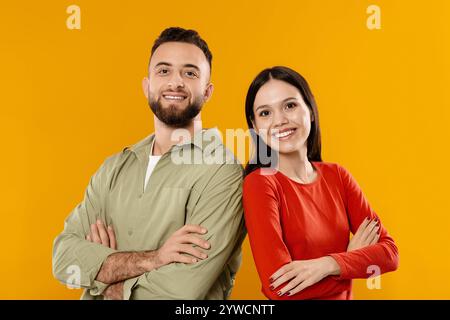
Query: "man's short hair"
150 27 212 70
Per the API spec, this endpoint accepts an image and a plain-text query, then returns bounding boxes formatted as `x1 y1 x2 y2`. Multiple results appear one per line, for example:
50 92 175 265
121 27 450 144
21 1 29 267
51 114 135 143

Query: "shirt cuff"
123 276 140 300
88 280 110 296
73 241 117 288
328 253 349 280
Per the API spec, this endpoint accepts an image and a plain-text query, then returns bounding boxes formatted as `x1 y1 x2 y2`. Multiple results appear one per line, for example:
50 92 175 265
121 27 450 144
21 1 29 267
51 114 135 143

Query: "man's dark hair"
150 27 212 70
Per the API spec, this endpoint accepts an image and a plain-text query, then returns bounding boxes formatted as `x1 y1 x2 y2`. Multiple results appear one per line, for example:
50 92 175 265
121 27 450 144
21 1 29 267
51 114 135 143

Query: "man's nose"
168 72 185 89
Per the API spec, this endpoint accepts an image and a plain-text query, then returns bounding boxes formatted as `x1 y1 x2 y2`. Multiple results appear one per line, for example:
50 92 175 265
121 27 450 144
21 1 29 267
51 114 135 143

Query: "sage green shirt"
52 128 246 300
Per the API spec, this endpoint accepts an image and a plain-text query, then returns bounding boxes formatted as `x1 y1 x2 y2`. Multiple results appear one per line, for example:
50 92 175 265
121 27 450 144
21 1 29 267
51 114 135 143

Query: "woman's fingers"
361 219 379 242
369 229 381 245
107 225 117 250
365 224 379 245
355 217 371 236
270 270 296 291
277 274 305 296
270 263 292 283
287 278 314 296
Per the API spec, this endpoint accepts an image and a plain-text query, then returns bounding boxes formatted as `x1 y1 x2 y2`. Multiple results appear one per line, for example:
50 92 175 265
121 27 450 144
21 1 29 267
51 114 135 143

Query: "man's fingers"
180 234 210 249
178 244 208 260
96 220 110 247
178 224 208 236
107 225 117 250
90 223 101 244
173 253 198 264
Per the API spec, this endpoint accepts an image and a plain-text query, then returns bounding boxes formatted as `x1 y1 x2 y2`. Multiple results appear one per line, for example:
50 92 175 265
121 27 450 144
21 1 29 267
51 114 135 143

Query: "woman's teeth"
273 129 295 138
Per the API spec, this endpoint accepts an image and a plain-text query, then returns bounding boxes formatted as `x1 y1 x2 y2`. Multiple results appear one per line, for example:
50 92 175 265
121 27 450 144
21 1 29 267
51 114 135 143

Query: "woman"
243 66 399 300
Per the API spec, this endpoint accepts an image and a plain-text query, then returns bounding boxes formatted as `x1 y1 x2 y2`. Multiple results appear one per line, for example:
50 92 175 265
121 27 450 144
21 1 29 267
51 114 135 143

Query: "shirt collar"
125 127 223 163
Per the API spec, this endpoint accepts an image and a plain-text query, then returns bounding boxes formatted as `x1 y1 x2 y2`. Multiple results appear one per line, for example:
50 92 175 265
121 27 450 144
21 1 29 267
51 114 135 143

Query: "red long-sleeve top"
243 162 399 300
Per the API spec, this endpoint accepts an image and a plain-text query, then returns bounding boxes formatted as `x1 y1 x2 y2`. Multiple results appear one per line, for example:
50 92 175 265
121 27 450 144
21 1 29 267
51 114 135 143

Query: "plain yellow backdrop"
1 0 449 299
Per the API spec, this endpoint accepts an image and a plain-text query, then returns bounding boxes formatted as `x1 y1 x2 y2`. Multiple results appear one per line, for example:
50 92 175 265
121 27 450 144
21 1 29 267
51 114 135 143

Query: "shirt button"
128 230 133 236
138 194 143 199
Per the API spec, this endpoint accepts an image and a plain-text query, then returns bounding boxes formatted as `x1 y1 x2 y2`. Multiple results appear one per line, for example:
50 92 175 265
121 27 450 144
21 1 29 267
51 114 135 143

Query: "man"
52 27 246 300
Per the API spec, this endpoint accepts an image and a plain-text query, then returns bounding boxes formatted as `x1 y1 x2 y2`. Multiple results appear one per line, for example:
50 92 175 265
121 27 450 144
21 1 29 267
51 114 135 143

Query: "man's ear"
142 77 150 99
203 83 214 103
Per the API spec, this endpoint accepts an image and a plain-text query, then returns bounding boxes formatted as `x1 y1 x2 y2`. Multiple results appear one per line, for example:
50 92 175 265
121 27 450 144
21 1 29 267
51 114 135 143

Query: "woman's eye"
259 110 270 117
286 102 296 109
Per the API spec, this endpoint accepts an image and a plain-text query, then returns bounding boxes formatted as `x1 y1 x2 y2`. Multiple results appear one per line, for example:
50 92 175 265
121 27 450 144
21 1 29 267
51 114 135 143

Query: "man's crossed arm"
86 220 210 300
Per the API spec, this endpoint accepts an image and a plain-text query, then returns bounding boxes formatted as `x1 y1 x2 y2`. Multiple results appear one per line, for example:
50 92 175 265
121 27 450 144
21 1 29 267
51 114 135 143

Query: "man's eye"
158 69 169 75
185 71 198 78
259 110 270 117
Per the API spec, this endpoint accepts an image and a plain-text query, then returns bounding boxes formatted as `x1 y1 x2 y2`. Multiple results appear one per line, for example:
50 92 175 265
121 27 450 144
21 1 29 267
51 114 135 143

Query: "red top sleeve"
243 171 349 300
328 165 400 279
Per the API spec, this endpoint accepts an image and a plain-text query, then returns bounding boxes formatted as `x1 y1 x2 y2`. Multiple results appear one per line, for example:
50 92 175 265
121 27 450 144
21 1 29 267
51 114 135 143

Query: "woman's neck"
277 146 316 184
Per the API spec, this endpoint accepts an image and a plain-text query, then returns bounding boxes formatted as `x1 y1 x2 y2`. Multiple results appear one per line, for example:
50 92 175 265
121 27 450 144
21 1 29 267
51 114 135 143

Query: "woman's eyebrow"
255 97 298 111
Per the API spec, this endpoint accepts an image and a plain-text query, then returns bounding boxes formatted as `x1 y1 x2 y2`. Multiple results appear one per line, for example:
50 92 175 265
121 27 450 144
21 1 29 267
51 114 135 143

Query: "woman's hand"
347 217 380 252
269 256 340 297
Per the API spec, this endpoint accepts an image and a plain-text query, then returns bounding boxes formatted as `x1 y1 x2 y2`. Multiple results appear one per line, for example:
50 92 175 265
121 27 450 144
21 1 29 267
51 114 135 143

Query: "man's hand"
347 217 380 252
85 221 210 299
156 224 211 266
86 219 123 300
86 219 117 250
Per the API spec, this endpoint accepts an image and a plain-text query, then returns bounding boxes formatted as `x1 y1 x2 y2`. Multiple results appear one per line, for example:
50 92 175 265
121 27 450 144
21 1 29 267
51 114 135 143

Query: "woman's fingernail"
277 291 282 296
270 285 274 290
287 292 292 296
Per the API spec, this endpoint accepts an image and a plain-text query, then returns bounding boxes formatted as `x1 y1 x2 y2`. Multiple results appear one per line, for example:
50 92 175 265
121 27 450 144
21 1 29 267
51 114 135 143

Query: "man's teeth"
273 130 294 138
164 95 185 100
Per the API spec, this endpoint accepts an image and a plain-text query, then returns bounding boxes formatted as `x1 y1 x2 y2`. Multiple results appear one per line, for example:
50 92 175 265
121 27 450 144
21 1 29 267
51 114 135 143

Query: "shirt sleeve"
243 171 350 300
122 163 246 300
52 158 117 297
328 165 399 280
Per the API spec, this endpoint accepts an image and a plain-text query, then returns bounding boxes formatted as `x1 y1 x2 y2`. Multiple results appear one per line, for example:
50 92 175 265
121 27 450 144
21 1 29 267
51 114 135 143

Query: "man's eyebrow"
183 64 200 71
255 97 298 111
154 62 172 68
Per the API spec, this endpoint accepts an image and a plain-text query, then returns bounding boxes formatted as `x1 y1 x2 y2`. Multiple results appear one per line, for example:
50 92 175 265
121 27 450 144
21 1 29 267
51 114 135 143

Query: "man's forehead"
150 42 208 69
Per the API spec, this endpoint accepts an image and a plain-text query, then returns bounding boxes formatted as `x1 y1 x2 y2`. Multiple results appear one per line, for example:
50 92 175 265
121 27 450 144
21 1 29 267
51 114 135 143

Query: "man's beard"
148 94 203 128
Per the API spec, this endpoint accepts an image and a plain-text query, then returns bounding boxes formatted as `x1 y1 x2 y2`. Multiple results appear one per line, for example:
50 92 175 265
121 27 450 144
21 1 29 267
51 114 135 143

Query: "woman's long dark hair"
244 66 322 176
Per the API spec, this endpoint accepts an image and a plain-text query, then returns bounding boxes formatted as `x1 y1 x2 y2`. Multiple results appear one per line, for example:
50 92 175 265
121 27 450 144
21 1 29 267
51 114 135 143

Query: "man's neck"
152 113 203 156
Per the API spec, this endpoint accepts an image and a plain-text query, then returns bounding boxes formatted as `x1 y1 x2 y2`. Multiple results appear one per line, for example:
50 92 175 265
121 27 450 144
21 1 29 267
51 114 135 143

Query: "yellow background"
1 0 449 299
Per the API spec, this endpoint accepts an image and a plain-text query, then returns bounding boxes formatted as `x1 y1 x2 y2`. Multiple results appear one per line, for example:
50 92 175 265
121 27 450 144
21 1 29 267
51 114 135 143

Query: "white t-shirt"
144 139 162 192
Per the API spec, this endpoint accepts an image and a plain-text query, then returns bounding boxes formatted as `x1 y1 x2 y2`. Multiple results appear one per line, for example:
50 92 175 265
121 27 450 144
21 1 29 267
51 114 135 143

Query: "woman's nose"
272 110 289 127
